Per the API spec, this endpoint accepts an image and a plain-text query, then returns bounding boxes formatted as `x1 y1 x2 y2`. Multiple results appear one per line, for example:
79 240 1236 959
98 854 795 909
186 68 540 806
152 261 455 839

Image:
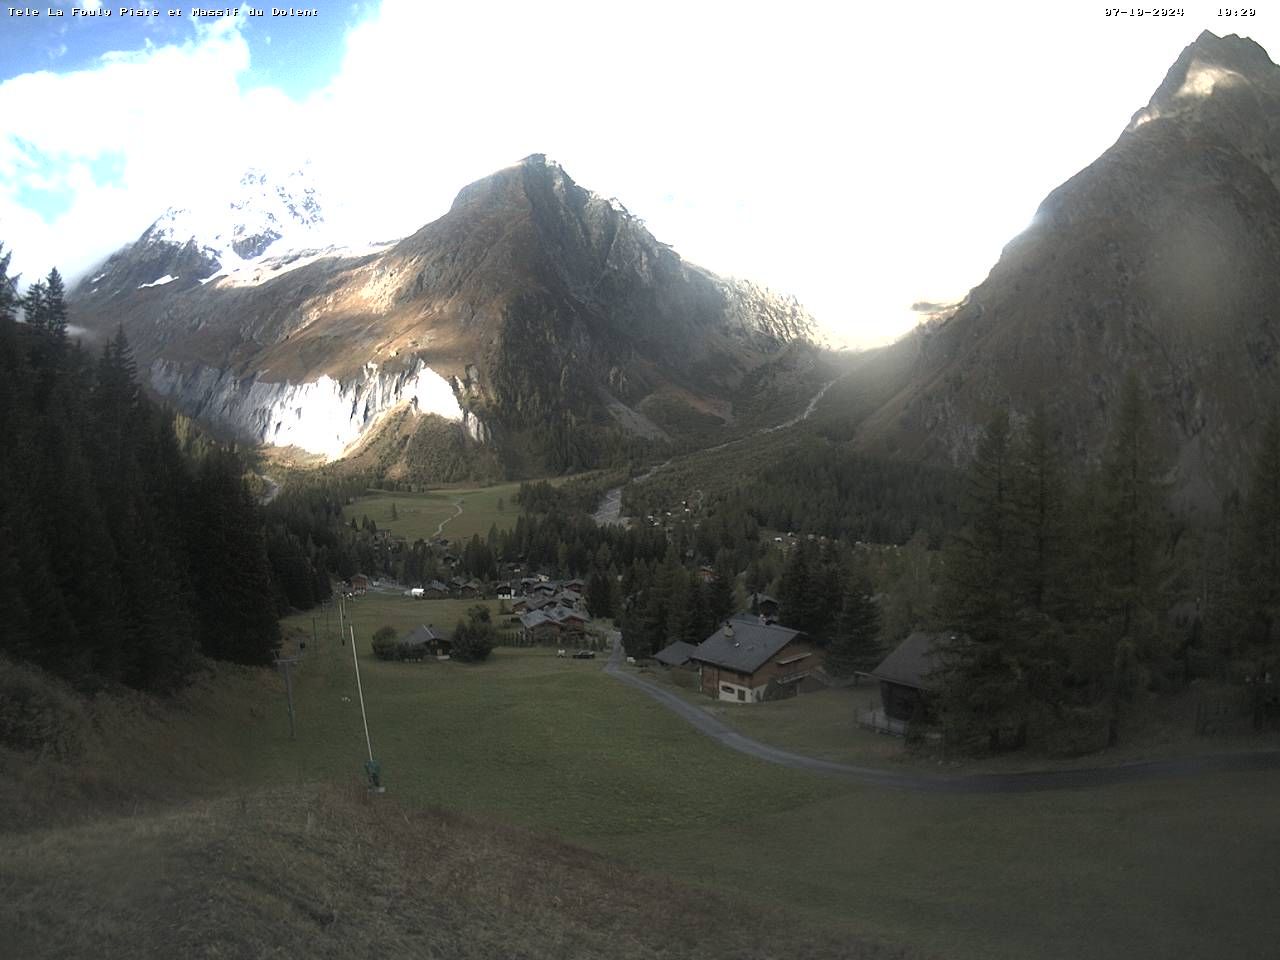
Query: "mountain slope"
70 156 825 476
845 31 1280 506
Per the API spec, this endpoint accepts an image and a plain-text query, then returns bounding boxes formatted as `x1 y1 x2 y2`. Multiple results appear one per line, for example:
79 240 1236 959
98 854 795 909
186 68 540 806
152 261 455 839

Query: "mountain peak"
1131 30 1279 128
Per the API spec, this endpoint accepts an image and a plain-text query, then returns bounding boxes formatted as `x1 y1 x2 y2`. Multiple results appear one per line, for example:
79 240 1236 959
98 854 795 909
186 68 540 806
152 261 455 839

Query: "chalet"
689 616 821 703
401 623 451 659
555 589 583 609
747 593 780 620
460 579 484 599
654 639 697 669
519 610 561 644
531 581 558 597
447 576 468 596
497 582 517 600
866 631 948 723
348 574 370 595
562 577 586 593
548 607 589 636
422 580 450 599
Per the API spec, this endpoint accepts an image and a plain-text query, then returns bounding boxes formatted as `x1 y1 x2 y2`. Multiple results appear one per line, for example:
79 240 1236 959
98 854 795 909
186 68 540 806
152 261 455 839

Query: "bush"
1033 704 1111 758
371 625 401 661
452 613 496 663
0 656 91 759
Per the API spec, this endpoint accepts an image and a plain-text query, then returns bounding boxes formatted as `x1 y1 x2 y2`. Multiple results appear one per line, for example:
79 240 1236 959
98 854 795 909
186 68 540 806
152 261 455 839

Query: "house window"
721 684 734 694
736 689 745 701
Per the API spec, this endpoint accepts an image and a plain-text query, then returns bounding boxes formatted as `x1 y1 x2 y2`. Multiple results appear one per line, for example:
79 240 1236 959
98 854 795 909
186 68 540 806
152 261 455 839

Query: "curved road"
604 636 1280 794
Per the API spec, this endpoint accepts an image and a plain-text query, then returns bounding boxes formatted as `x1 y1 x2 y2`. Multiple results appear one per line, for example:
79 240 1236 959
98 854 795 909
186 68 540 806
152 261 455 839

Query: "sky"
3 2 1280 347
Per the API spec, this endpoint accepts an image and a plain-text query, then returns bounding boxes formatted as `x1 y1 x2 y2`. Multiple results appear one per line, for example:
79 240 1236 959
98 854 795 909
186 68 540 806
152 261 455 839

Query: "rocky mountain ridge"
842 31 1280 507
69 156 826 476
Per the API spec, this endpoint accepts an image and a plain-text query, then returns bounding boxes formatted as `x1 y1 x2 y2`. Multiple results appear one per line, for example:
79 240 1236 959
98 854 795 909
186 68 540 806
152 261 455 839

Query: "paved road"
603 635 1280 794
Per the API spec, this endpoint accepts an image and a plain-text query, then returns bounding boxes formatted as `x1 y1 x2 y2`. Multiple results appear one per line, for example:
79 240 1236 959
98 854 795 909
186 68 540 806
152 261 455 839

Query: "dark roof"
519 610 556 629
868 631 949 691
654 640 697 667
402 624 446 647
749 592 779 606
690 616 802 674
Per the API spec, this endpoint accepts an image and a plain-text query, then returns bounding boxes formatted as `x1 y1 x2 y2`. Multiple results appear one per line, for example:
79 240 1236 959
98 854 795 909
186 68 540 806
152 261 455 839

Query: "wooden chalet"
689 616 821 703
422 580 450 599
866 631 948 722
747 592 780 620
401 623 451 659
519 610 561 644
654 639 697 669
347 573 370 594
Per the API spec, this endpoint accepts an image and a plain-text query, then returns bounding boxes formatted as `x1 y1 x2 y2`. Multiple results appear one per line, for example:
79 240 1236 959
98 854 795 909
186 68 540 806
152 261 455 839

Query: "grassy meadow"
255 593 1280 960
342 481 526 544
6 586 1278 959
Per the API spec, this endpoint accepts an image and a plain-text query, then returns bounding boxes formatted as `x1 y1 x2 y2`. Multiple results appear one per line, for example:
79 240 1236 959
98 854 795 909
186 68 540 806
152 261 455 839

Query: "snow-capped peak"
142 166 329 274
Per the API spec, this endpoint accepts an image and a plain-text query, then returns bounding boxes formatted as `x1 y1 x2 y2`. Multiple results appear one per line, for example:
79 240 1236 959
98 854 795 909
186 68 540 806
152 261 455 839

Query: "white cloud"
5 1 1280 345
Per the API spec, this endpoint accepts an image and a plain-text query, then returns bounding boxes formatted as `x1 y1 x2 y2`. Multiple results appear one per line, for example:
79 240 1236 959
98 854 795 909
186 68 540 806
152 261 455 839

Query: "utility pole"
349 623 383 792
275 656 299 740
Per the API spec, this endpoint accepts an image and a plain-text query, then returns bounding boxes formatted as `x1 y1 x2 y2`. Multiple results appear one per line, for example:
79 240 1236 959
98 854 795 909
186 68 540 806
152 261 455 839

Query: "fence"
856 708 910 737
495 630 608 652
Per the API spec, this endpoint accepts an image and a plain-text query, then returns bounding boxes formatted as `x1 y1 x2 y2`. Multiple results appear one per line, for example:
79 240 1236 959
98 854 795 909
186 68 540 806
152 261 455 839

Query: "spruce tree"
1235 412 1280 662
828 564 881 676
44 267 67 338
935 409 1028 750
21 280 48 330
1091 372 1169 742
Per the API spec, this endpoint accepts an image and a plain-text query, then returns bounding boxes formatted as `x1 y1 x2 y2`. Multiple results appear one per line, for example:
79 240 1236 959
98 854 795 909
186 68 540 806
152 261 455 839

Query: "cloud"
2 0 1271 345
0 18 266 285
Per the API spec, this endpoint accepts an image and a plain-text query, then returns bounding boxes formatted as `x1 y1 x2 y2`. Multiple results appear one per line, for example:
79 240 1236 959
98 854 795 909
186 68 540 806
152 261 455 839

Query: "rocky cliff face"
851 31 1280 506
69 156 822 473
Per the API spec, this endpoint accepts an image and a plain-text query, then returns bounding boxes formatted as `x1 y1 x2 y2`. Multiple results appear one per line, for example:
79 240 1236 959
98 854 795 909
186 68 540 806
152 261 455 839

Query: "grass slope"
1 784 910 960
343 482 524 544
6 608 1280 960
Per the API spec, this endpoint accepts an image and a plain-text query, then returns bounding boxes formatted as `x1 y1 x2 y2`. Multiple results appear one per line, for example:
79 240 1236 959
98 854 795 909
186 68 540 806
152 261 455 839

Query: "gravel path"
603 635 1280 793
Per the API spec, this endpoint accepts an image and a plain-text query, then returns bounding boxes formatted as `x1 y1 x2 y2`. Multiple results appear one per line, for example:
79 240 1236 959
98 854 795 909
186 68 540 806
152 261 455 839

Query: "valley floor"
4 597 1280 960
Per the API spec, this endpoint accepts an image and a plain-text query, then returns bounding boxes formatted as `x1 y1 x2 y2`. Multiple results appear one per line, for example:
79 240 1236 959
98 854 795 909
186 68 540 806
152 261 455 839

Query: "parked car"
572 649 596 659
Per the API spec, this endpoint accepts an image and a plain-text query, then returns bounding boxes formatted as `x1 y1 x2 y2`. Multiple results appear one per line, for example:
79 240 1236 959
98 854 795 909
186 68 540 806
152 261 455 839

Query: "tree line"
933 377 1280 753
0 245 288 693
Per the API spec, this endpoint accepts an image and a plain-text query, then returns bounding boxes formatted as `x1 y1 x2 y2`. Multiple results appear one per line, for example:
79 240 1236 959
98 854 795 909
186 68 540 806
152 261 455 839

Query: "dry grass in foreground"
0 782 922 960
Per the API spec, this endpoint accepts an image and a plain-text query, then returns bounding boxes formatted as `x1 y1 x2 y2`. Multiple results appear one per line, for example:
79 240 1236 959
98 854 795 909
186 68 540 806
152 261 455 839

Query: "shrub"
0 656 91 759
452 614 496 663
371 625 401 661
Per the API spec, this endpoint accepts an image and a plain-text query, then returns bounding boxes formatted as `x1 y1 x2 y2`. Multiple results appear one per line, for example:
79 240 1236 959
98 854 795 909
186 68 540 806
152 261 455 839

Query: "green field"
342 482 526 544
258 596 1280 960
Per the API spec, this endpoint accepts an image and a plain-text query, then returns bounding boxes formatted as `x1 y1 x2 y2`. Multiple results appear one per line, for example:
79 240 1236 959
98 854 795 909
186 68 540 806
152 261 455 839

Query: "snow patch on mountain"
149 357 481 459
138 274 177 289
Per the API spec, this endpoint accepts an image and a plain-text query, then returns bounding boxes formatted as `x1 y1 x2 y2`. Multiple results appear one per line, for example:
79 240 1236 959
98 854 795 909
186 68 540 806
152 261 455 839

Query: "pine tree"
828 565 881 676
21 280 48 330
44 267 67 338
1234 411 1280 662
935 409 1028 751
0 244 16 323
1091 372 1170 742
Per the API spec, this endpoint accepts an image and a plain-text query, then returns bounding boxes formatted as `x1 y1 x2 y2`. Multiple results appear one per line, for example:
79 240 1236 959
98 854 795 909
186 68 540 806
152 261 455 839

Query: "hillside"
3 784 908 960
837 31 1280 507
69 156 829 479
